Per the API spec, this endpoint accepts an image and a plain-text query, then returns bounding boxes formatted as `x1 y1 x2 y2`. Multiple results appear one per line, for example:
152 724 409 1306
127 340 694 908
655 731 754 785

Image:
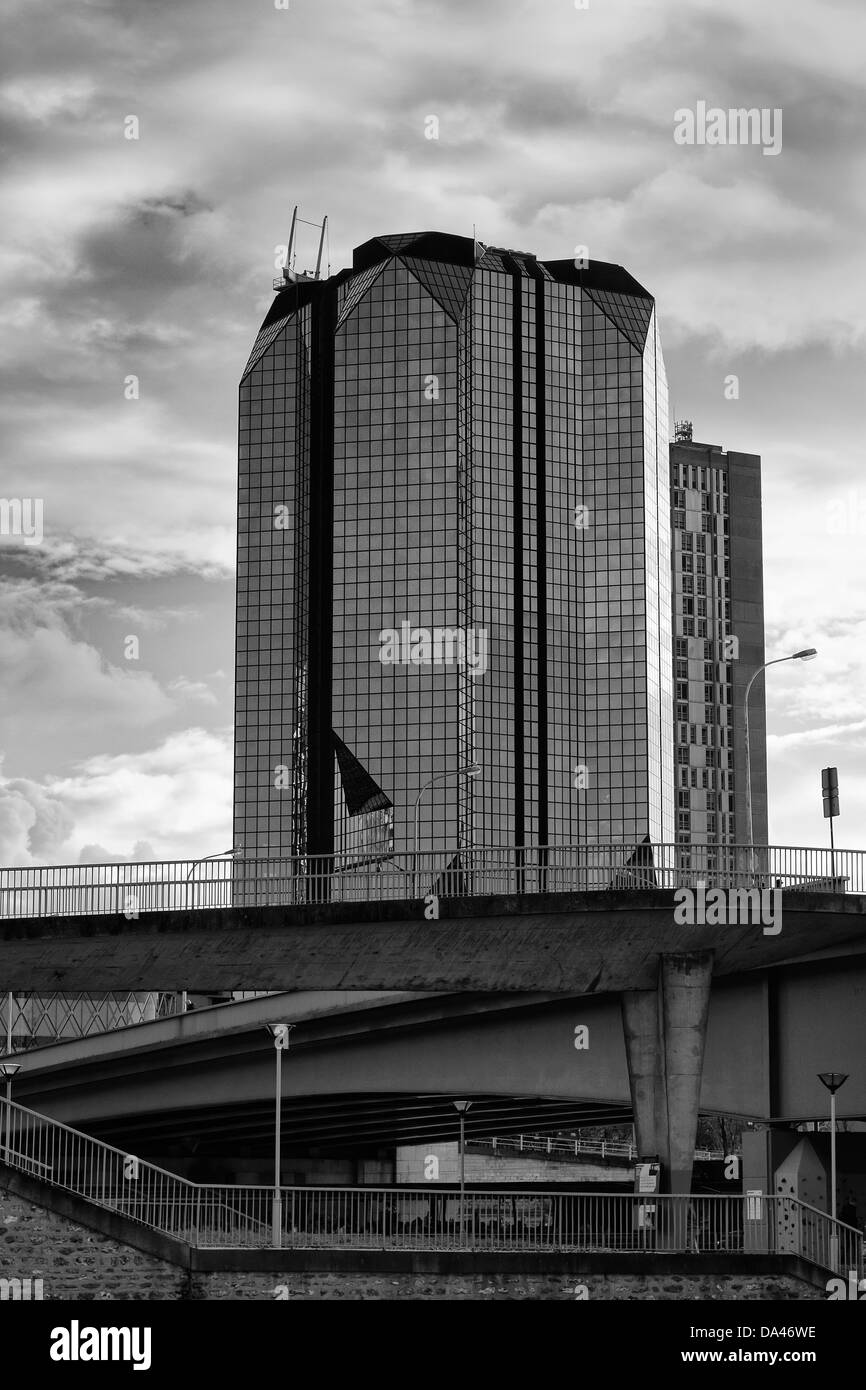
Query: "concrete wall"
775 965 866 1120
727 449 768 849
156 1156 394 1187
396 1141 631 1185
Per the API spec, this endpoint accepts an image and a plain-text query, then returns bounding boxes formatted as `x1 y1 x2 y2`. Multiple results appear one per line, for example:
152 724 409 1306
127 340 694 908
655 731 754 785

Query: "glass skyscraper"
234 232 675 869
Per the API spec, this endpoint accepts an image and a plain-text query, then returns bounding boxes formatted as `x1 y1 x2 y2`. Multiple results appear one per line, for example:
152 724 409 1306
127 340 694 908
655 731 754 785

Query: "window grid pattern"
584 288 653 354
642 310 675 844
333 259 461 857
570 293 666 844
234 303 312 857
520 278 540 844
234 245 678 866
457 275 477 847
470 268 515 845
545 282 581 844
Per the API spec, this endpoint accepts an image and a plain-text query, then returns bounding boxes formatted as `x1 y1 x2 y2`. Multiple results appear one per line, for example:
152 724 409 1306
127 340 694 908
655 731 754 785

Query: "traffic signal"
821 766 839 818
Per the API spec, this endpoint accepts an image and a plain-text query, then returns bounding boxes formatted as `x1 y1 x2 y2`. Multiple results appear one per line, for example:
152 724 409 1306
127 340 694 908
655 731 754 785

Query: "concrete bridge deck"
1 888 864 993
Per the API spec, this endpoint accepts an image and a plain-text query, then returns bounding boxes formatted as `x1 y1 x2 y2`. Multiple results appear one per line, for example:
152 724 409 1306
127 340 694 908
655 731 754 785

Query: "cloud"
0 576 229 783
0 728 232 866
0 773 75 864
166 676 219 706
767 720 866 753
0 578 175 746
77 840 156 863
0 0 863 862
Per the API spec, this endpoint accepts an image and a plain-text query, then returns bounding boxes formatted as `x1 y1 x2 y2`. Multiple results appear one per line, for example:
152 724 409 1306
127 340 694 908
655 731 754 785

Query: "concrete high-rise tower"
669 430 767 864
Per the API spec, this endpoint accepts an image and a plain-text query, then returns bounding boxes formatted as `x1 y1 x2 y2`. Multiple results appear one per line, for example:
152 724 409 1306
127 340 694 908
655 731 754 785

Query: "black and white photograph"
0 0 864 1357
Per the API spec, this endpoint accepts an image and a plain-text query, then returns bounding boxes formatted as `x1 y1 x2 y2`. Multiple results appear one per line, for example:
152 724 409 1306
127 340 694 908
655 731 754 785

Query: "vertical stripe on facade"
306 285 337 856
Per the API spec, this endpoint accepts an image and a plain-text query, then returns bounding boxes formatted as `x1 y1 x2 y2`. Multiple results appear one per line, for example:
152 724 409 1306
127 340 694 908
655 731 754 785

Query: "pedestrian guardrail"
0 1099 860 1274
467 1134 729 1163
0 844 860 920
0 990 183 1050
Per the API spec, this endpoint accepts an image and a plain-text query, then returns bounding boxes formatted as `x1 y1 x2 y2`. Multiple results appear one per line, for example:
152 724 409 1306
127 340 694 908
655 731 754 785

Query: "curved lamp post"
185 846 240 896
412 764 481 897
411 767 480 895
744 649 817 880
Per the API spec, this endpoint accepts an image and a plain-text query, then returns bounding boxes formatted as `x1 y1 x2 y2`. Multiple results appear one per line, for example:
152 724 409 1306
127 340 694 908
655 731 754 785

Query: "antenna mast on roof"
273 206 329 290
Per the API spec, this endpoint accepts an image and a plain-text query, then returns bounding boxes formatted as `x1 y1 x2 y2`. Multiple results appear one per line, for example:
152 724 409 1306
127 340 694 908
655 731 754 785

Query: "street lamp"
266 1024 293 1247
744 649 817 880
186 846 240 902
818 1072 848 1257
413 765 481 897
453 1099 473 1247
0 1062 22 1164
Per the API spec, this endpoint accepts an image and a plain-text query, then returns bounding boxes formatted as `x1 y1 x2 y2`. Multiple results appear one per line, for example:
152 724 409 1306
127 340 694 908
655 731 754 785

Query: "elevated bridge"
2 843 864 1193
7 955 866 1156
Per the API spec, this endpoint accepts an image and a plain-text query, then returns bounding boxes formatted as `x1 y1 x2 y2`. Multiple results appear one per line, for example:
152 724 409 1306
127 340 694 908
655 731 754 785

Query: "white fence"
0 1099 860 1271
0 843 858 919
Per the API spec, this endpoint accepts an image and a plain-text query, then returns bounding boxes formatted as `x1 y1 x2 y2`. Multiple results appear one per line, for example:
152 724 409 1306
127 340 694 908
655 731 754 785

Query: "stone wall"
195 1271 818 1300
0 1189 188 1301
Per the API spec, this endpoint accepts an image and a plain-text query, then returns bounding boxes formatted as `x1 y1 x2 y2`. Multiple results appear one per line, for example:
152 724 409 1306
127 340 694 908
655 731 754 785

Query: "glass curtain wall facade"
234 233 675 874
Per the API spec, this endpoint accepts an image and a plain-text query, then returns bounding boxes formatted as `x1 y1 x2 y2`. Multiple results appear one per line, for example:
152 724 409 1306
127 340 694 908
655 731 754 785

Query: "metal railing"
0 844 861 920
467 1134 728 1163
0 1099 861 1274
0 991 183 1051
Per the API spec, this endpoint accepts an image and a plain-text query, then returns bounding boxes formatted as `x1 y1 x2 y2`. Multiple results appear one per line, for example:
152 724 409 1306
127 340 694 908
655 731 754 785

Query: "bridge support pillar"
621 988 665 1162
621 951 714 1194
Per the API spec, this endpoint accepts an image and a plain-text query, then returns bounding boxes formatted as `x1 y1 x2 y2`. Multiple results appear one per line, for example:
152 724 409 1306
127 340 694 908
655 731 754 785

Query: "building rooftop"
351 230 654 300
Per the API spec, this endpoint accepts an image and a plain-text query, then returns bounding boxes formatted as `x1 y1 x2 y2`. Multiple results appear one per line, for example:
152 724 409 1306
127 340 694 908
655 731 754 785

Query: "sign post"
821 767 839 886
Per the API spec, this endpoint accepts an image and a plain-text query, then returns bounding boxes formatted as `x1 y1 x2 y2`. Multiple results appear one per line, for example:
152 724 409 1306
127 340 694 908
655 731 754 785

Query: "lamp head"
793 648 817 661
0 1063 22 1079
818 1072 848 1094
266 1023 293 1049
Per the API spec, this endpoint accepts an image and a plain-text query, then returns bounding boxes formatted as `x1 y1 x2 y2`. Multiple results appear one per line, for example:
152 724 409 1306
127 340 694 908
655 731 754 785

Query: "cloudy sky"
0 0 864 865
